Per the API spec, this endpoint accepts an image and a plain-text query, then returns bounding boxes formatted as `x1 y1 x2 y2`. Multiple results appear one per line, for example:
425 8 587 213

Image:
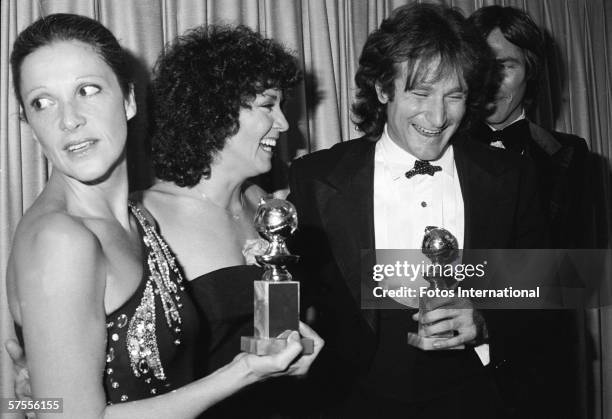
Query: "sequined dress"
104 202 201 404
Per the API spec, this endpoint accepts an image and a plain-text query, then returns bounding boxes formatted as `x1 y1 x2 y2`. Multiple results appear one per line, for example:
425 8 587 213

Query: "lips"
64 138 98 153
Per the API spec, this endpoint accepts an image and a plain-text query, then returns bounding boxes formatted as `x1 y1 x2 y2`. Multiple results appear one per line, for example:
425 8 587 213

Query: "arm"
14 214 109 418
13 214 322 419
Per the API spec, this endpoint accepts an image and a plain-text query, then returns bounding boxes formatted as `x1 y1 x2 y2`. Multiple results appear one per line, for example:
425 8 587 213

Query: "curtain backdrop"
1 1 610 418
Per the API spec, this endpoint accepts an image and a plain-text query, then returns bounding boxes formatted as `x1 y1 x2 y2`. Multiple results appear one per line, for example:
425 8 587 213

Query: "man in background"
469 6 592 249
469 6 589 418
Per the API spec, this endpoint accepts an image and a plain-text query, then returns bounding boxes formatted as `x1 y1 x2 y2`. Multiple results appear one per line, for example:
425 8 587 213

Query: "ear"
375 82 389 104
124 83 137 121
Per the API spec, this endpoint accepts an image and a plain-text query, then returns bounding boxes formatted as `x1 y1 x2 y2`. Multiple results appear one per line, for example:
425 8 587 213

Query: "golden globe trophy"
419 226 460 339
240 198 314 355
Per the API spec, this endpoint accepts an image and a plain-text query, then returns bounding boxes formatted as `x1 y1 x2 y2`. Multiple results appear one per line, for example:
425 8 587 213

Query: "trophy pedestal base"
254 280 299 337
241 336 314 355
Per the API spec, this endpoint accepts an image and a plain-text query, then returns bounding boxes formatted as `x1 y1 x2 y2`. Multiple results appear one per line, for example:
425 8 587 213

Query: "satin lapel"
529 122 562 157
315 140 377 330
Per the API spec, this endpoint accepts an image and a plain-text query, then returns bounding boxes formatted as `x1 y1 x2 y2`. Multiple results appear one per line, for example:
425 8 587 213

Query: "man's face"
485 28 527 129
377 62 467 161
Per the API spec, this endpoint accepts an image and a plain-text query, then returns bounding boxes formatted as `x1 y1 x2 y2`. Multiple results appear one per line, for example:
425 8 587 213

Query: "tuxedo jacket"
288 133 548 407
471 120 593 248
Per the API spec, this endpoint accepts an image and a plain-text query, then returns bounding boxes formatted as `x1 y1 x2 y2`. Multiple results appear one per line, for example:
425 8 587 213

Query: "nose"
59 101 85 131
273 108 289 133
425 96 447 128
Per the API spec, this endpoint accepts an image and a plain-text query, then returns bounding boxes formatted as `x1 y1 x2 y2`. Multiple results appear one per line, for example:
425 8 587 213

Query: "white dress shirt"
374 124 464 250
373 124 490 365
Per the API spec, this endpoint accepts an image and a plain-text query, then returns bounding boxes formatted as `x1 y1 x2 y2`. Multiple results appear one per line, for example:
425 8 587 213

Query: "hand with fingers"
5 339 32 399
236 321 324 382
5 338 35 419
407 298 487 351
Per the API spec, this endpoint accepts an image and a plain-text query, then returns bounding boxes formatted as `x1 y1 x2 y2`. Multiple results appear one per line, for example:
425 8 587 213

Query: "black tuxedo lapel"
315 139 377 329
453 138 519 249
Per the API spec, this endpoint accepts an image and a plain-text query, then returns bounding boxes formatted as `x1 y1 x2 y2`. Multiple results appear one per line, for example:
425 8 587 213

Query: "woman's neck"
192 161 248 213
48 159 131 229
193 176 245 215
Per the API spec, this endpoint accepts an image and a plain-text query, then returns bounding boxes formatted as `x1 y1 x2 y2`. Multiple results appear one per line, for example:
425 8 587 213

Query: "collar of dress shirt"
486 108 526 131
378 123 455 181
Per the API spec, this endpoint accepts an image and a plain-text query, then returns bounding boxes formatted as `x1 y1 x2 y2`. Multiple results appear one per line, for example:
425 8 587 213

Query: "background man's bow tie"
477 119 530 153
405 160 442 179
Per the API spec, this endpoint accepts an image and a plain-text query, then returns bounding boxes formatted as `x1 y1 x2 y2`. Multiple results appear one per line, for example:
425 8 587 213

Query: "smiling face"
219 88 289 177
377 61 467 161
19 40 136 184
485 28 527 129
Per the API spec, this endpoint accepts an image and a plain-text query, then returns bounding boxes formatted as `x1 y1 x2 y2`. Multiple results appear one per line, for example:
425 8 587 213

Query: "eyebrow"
24 74 106 98
411 83 466 94
24 86 46 98
76 74 106 81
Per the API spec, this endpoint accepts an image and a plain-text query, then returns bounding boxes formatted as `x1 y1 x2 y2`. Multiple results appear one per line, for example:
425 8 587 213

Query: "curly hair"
151 24 301 187
352 3 496 139
468 6 545 109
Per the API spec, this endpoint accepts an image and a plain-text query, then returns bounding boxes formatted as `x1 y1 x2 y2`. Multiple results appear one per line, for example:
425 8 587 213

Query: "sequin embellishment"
125 202 184 381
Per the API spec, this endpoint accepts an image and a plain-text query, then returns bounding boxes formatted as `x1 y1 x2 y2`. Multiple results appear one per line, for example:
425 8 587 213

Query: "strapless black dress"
189 265 305 418
188 265 259 373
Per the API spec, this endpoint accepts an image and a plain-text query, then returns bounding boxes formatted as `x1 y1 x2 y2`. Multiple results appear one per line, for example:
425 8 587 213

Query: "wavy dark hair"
10 13 131 113
352 3 496 139
468 6 544 109
152 24 301 187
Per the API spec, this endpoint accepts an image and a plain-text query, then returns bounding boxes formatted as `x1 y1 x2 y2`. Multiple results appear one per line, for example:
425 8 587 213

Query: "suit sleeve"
287 159 321 316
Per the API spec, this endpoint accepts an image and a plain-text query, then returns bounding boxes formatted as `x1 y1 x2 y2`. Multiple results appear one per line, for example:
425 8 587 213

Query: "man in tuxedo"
468 6 592 249
289 3 548 418
467 7 591 418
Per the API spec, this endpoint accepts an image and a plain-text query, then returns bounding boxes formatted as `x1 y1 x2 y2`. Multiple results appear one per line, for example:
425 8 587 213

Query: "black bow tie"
474 119 530 153
405 160 442 179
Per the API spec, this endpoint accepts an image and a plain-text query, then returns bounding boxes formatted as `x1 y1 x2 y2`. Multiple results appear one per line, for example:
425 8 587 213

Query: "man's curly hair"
152 24 301 187
352 3 497 139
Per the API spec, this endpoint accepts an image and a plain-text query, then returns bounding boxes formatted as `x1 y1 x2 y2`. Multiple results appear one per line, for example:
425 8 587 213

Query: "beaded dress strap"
121 201 185 380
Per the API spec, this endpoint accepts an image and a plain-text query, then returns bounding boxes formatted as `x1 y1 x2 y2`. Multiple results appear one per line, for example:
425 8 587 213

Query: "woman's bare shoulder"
10 206 103 291
14 203 97 249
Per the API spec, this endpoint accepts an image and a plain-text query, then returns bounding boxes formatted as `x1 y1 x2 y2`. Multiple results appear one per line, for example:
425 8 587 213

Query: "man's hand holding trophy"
408 226 485 351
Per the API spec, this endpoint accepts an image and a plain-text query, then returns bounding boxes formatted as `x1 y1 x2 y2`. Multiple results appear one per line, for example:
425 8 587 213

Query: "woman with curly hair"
6 15 321 417
138 24 320 416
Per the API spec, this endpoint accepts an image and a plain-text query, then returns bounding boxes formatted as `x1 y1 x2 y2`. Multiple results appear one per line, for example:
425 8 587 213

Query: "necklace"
198 190 245 221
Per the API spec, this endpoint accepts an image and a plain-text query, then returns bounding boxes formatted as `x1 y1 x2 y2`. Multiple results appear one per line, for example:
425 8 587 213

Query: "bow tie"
405 160 442 179
479 119 530 153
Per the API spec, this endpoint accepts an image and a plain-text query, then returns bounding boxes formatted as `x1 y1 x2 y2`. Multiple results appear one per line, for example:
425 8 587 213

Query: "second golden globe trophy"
419 226 460 339
240 198 314 355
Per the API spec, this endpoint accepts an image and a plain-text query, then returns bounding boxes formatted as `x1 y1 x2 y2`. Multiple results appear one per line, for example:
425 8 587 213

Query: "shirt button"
421 201 427 207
